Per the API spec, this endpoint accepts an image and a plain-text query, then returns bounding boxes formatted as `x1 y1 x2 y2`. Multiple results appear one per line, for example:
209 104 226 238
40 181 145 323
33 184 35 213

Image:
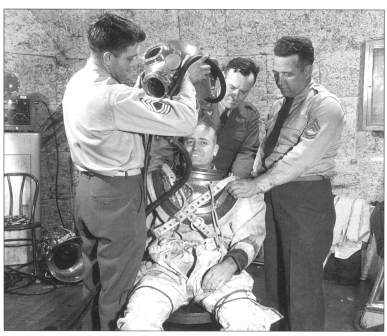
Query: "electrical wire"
143 134 153 202
4 266 57 295
39 100 67 232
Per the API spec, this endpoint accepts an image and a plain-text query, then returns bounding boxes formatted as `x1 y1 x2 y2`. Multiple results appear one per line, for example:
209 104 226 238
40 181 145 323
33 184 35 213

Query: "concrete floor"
3 263 375 331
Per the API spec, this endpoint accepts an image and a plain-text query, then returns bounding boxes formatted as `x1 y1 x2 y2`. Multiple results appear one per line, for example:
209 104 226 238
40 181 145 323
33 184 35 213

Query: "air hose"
145 136 192 216
167 55 226 103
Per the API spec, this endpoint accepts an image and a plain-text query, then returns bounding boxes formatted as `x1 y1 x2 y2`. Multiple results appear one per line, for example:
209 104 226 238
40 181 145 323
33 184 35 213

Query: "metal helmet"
142 40 203 98
45 237 83 283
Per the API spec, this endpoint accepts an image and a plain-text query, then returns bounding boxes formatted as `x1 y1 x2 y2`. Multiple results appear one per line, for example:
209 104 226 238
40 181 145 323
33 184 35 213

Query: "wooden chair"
4 172 42 277
163 302 221 331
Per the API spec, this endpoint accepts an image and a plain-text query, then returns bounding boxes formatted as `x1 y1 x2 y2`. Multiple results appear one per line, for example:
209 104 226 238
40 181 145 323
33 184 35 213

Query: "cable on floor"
4 266 57 295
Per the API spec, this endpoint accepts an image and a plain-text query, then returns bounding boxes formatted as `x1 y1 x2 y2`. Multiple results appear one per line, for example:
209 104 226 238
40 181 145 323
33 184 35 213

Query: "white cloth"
330 195 370 259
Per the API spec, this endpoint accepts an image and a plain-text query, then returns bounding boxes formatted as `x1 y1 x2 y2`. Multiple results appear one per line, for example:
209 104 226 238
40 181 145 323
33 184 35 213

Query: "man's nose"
235 90 243 101
230 89 239 100
275 73 284 86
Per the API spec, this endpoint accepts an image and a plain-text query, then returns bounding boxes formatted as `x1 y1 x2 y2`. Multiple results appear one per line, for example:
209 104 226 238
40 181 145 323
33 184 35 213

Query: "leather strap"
153 175 238 238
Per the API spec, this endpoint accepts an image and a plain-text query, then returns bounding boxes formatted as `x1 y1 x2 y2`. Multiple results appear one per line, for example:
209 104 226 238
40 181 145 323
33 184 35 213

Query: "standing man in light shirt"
63 13 209 331
227 36 345 331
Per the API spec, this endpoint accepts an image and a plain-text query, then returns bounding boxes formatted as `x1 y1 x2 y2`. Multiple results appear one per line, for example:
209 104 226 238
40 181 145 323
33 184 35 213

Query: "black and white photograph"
2 4 385 332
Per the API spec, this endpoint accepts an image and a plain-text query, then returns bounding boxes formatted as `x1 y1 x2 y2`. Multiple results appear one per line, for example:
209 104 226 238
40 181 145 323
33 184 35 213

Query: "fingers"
187 55 211 83
196 56 211 79
200 54 209 61
134 73 143 89
202 272 221 292
226 180 243 198
226 180 258 199
202 268 226 292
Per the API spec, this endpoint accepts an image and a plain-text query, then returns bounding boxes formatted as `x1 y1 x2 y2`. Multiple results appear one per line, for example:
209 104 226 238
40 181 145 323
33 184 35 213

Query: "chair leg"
31 228 37 279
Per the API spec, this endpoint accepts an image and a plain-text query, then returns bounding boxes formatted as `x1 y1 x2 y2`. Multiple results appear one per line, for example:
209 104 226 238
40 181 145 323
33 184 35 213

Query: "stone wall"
4 9 384 233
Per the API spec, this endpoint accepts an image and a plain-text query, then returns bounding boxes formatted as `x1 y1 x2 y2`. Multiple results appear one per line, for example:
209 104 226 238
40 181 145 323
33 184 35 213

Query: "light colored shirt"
252 81 345 192
63 60 198 176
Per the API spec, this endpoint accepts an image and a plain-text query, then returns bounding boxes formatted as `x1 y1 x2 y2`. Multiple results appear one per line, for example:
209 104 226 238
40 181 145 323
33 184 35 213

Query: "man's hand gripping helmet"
142 40 226 103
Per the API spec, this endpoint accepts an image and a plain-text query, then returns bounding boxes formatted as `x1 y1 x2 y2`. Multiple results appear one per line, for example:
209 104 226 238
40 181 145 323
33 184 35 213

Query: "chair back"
4 173 39 221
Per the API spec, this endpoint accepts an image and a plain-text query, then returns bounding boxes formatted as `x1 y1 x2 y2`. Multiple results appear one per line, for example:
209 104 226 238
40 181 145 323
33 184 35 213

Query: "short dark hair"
87 13 146 57
274 36 314 69
224 57 260 83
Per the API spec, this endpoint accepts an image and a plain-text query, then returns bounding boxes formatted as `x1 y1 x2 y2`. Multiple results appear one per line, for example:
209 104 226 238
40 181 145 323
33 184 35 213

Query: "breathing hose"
145 136 192 216
167 55 226 103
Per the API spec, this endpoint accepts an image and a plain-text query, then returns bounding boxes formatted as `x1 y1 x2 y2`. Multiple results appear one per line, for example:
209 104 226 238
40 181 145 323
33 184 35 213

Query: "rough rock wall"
4 9 384 233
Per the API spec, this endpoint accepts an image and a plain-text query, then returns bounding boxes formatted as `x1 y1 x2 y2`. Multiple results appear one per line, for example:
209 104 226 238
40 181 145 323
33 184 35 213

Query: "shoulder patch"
303 119 321 139
140 98 171 114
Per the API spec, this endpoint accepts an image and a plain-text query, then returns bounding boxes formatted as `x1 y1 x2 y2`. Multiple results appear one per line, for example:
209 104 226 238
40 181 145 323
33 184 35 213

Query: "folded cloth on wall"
330 195 370 259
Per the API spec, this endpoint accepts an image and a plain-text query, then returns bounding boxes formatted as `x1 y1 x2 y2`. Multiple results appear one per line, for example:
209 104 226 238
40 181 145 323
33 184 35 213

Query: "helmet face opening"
147 77 166 98
46 238 84 283
145 46 162 60
53 244 79 270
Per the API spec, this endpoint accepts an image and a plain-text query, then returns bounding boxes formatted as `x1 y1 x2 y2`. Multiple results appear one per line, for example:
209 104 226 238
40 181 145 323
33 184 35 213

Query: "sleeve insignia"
303 119 321 139
140 98 171 114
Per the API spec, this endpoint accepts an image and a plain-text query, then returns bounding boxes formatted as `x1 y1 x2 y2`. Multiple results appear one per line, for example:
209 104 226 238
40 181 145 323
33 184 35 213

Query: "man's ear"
213 144 219 157
304 65 313 79
102 52 114 66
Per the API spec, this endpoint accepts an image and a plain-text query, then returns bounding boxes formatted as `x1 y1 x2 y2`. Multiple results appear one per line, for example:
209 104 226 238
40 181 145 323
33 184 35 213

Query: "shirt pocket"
276 118 306 154
227 120 246 147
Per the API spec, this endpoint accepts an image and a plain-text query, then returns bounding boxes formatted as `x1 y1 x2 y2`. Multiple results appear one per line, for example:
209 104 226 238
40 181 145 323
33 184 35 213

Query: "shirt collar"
292 80 315 105
218 102 230 115
86 59 118 83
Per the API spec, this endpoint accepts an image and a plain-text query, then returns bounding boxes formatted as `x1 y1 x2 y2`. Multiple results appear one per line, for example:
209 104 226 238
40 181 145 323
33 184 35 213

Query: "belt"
81 169 141 178
292 175 329 182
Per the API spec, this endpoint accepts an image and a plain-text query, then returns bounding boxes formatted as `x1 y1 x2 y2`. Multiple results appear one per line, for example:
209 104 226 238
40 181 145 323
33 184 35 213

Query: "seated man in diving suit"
117 117 282 331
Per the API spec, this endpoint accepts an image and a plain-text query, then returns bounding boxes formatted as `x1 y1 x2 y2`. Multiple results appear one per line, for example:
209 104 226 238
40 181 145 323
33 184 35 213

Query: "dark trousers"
263 179 335 331
74 173 147 331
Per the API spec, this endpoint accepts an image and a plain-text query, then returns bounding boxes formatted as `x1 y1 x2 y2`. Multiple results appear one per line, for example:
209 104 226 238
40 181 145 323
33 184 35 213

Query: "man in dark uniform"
209 57 260 179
